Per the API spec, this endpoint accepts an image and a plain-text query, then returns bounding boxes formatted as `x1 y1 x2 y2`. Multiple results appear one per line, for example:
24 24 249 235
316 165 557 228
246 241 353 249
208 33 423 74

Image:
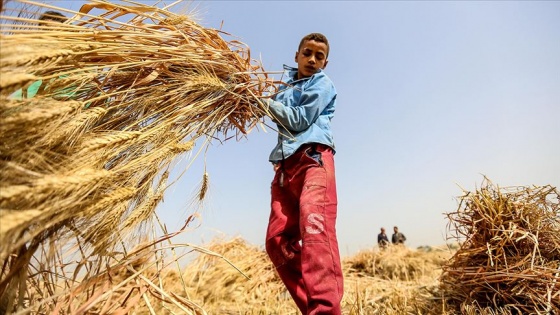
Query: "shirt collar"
283 64 323 82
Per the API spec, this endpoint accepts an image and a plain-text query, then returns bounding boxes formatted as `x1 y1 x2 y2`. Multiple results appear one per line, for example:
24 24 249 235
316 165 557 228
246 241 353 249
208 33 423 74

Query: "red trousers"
266 144 343 315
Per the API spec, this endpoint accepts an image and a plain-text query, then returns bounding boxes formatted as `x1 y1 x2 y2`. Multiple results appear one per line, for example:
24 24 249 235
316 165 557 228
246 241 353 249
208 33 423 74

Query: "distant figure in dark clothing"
38 10 67 26
391 226 407 245
377 227 389 249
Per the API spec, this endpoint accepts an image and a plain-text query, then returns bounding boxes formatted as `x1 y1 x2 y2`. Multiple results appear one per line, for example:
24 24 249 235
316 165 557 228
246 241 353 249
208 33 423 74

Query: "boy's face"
295 39 329 79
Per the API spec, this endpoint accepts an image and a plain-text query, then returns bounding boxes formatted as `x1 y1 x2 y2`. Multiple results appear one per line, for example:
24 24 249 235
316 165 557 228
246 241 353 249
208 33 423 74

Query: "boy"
262 33 343 314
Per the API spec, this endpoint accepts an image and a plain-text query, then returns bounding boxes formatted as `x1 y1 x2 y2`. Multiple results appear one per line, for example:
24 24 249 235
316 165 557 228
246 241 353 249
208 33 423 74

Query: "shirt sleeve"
9 80 43 100
26 80 43 98
267 75 335 132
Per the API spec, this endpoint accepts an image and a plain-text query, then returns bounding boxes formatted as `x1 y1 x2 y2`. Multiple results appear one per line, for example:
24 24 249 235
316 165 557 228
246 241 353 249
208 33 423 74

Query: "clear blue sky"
48 0 560 256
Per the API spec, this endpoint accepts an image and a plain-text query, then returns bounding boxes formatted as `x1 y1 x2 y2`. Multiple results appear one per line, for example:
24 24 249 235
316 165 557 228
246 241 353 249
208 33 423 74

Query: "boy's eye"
302 52 324 60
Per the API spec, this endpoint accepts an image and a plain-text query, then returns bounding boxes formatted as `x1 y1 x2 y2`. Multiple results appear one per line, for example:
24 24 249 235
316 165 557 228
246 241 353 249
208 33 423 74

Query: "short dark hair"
38 11 67 24
298 33 330 57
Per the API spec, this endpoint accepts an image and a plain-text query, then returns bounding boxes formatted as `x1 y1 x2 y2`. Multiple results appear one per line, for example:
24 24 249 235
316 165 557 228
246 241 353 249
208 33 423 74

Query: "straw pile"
1 0 273 313
441 179 560 314
181 237 295 314
342 245 453 314
177 238 455 314
345 244 450 282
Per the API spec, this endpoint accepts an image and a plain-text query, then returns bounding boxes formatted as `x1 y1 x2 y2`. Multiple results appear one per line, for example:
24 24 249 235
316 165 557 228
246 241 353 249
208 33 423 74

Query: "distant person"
377 227 389 250
38 10 67 26
391 226 407 245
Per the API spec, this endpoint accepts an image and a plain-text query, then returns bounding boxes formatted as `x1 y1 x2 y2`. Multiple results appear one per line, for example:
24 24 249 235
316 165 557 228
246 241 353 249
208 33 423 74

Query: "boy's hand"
256 98 271 111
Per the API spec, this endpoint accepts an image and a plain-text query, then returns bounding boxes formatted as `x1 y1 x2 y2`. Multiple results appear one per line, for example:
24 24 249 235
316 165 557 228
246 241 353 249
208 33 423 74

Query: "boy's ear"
294 51 299 63
322 59 329 69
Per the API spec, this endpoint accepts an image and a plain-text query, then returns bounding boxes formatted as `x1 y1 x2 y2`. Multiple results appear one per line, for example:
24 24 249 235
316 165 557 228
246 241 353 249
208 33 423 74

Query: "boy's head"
295 33 329 79
38 11 67 26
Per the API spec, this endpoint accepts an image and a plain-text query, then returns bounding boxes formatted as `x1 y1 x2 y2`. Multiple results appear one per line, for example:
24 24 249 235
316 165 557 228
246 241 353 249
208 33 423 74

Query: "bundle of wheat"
441 179 560 314
0 0 273 313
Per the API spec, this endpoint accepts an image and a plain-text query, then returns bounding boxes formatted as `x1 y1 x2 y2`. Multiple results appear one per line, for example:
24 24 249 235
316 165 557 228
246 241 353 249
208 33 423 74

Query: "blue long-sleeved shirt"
266 66 337 162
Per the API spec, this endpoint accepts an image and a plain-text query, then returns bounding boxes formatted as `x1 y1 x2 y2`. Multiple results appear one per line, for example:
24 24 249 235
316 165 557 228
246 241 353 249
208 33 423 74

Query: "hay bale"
441 179 560 314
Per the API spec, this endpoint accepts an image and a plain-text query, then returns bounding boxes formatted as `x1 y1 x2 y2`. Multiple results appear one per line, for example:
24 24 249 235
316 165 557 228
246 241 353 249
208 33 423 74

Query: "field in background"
137 237 456 315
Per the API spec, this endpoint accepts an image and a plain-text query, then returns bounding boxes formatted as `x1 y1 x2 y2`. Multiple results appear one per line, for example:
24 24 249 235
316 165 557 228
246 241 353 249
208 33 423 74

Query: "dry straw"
179 238 456 314
0 0 274 313
441 178 560 314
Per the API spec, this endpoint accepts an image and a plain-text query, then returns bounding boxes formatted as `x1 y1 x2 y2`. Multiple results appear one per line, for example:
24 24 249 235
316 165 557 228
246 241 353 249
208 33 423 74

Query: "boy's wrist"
257 98 271 110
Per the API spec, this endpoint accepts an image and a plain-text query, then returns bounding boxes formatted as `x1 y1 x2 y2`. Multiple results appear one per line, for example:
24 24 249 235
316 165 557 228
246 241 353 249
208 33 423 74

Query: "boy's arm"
265 76 335 132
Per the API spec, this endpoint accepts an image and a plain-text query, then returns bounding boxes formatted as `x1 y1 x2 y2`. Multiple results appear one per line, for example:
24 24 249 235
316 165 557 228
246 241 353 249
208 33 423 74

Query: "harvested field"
176 238 455 315
171 180 559 314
